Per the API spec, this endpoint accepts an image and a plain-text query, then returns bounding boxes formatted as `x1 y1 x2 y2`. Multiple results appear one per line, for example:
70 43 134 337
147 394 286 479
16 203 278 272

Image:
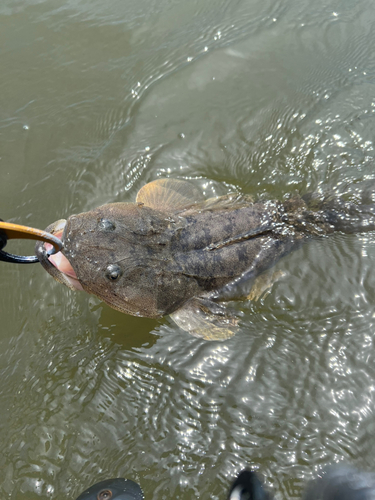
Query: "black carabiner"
0 220 63 264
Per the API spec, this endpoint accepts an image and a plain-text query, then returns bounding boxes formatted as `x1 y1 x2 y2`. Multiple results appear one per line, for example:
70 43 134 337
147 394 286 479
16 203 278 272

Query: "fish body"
60 199 296 317
36 179 375 340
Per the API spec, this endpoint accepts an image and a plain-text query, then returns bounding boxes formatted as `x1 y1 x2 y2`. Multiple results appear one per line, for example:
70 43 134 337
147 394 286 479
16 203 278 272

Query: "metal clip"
0 220 63 264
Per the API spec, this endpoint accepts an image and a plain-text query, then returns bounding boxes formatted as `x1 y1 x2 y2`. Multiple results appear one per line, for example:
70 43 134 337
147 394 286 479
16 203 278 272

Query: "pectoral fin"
246 269 287 301
170 297 238 341
136 178 204 211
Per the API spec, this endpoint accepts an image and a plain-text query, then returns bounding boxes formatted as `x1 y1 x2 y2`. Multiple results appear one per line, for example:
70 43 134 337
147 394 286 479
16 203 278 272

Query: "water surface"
1 0 375 498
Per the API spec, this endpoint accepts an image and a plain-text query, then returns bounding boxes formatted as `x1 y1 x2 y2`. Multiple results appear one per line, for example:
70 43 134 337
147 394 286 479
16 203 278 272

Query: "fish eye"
97 490 112 500
105 264 123 281
98 218 116 231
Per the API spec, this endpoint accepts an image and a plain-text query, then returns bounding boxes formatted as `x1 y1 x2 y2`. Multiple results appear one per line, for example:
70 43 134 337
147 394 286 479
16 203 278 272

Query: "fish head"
36 179 209 318
75 478 143 500
36 202 175 318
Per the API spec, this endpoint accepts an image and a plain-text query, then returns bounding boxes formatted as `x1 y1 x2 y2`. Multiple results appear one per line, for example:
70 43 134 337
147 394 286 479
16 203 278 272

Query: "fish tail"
281 192 375 236
304 193 375 234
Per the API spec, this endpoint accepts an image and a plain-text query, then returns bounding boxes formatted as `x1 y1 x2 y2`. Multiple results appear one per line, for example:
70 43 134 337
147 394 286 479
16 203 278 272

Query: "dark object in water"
227 470 271 500
74 465 375 500
74 477 143 500
227 466 375 500
36 178 375 340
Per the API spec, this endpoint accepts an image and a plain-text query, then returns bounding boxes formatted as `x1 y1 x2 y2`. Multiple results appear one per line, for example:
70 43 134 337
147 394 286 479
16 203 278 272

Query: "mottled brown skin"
59 193 358 318
36 179 375 338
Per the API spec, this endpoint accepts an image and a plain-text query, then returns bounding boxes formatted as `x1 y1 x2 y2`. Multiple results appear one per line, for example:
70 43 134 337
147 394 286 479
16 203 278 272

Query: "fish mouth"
35 219 84 291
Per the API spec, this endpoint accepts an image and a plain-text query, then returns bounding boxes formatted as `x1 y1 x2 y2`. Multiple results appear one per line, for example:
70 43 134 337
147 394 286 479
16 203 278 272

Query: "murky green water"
1 0 375 498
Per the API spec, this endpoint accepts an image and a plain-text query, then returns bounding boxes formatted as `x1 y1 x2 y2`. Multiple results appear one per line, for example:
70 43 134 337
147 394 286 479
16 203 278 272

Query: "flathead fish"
36 179 375 340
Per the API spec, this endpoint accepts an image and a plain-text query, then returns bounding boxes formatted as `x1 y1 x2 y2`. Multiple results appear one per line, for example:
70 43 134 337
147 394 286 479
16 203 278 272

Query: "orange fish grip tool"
0 220 63 264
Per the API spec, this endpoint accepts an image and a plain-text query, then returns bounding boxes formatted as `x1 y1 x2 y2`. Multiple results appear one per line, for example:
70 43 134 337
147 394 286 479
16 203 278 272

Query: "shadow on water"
97 304 162 350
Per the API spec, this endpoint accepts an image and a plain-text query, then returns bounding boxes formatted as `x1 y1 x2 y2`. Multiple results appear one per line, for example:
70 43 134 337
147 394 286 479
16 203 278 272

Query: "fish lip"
35 219 66 264
35 219 83 291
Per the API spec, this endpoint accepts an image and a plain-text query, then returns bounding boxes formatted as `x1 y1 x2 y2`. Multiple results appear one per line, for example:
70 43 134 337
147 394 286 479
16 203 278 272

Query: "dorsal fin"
136 179 203 211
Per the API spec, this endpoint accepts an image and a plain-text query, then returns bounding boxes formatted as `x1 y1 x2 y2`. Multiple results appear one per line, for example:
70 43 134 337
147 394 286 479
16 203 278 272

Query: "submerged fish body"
36 179 375 340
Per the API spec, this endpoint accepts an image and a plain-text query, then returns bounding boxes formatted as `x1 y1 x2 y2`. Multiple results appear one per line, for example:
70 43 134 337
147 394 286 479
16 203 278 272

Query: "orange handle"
0 221 63 253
